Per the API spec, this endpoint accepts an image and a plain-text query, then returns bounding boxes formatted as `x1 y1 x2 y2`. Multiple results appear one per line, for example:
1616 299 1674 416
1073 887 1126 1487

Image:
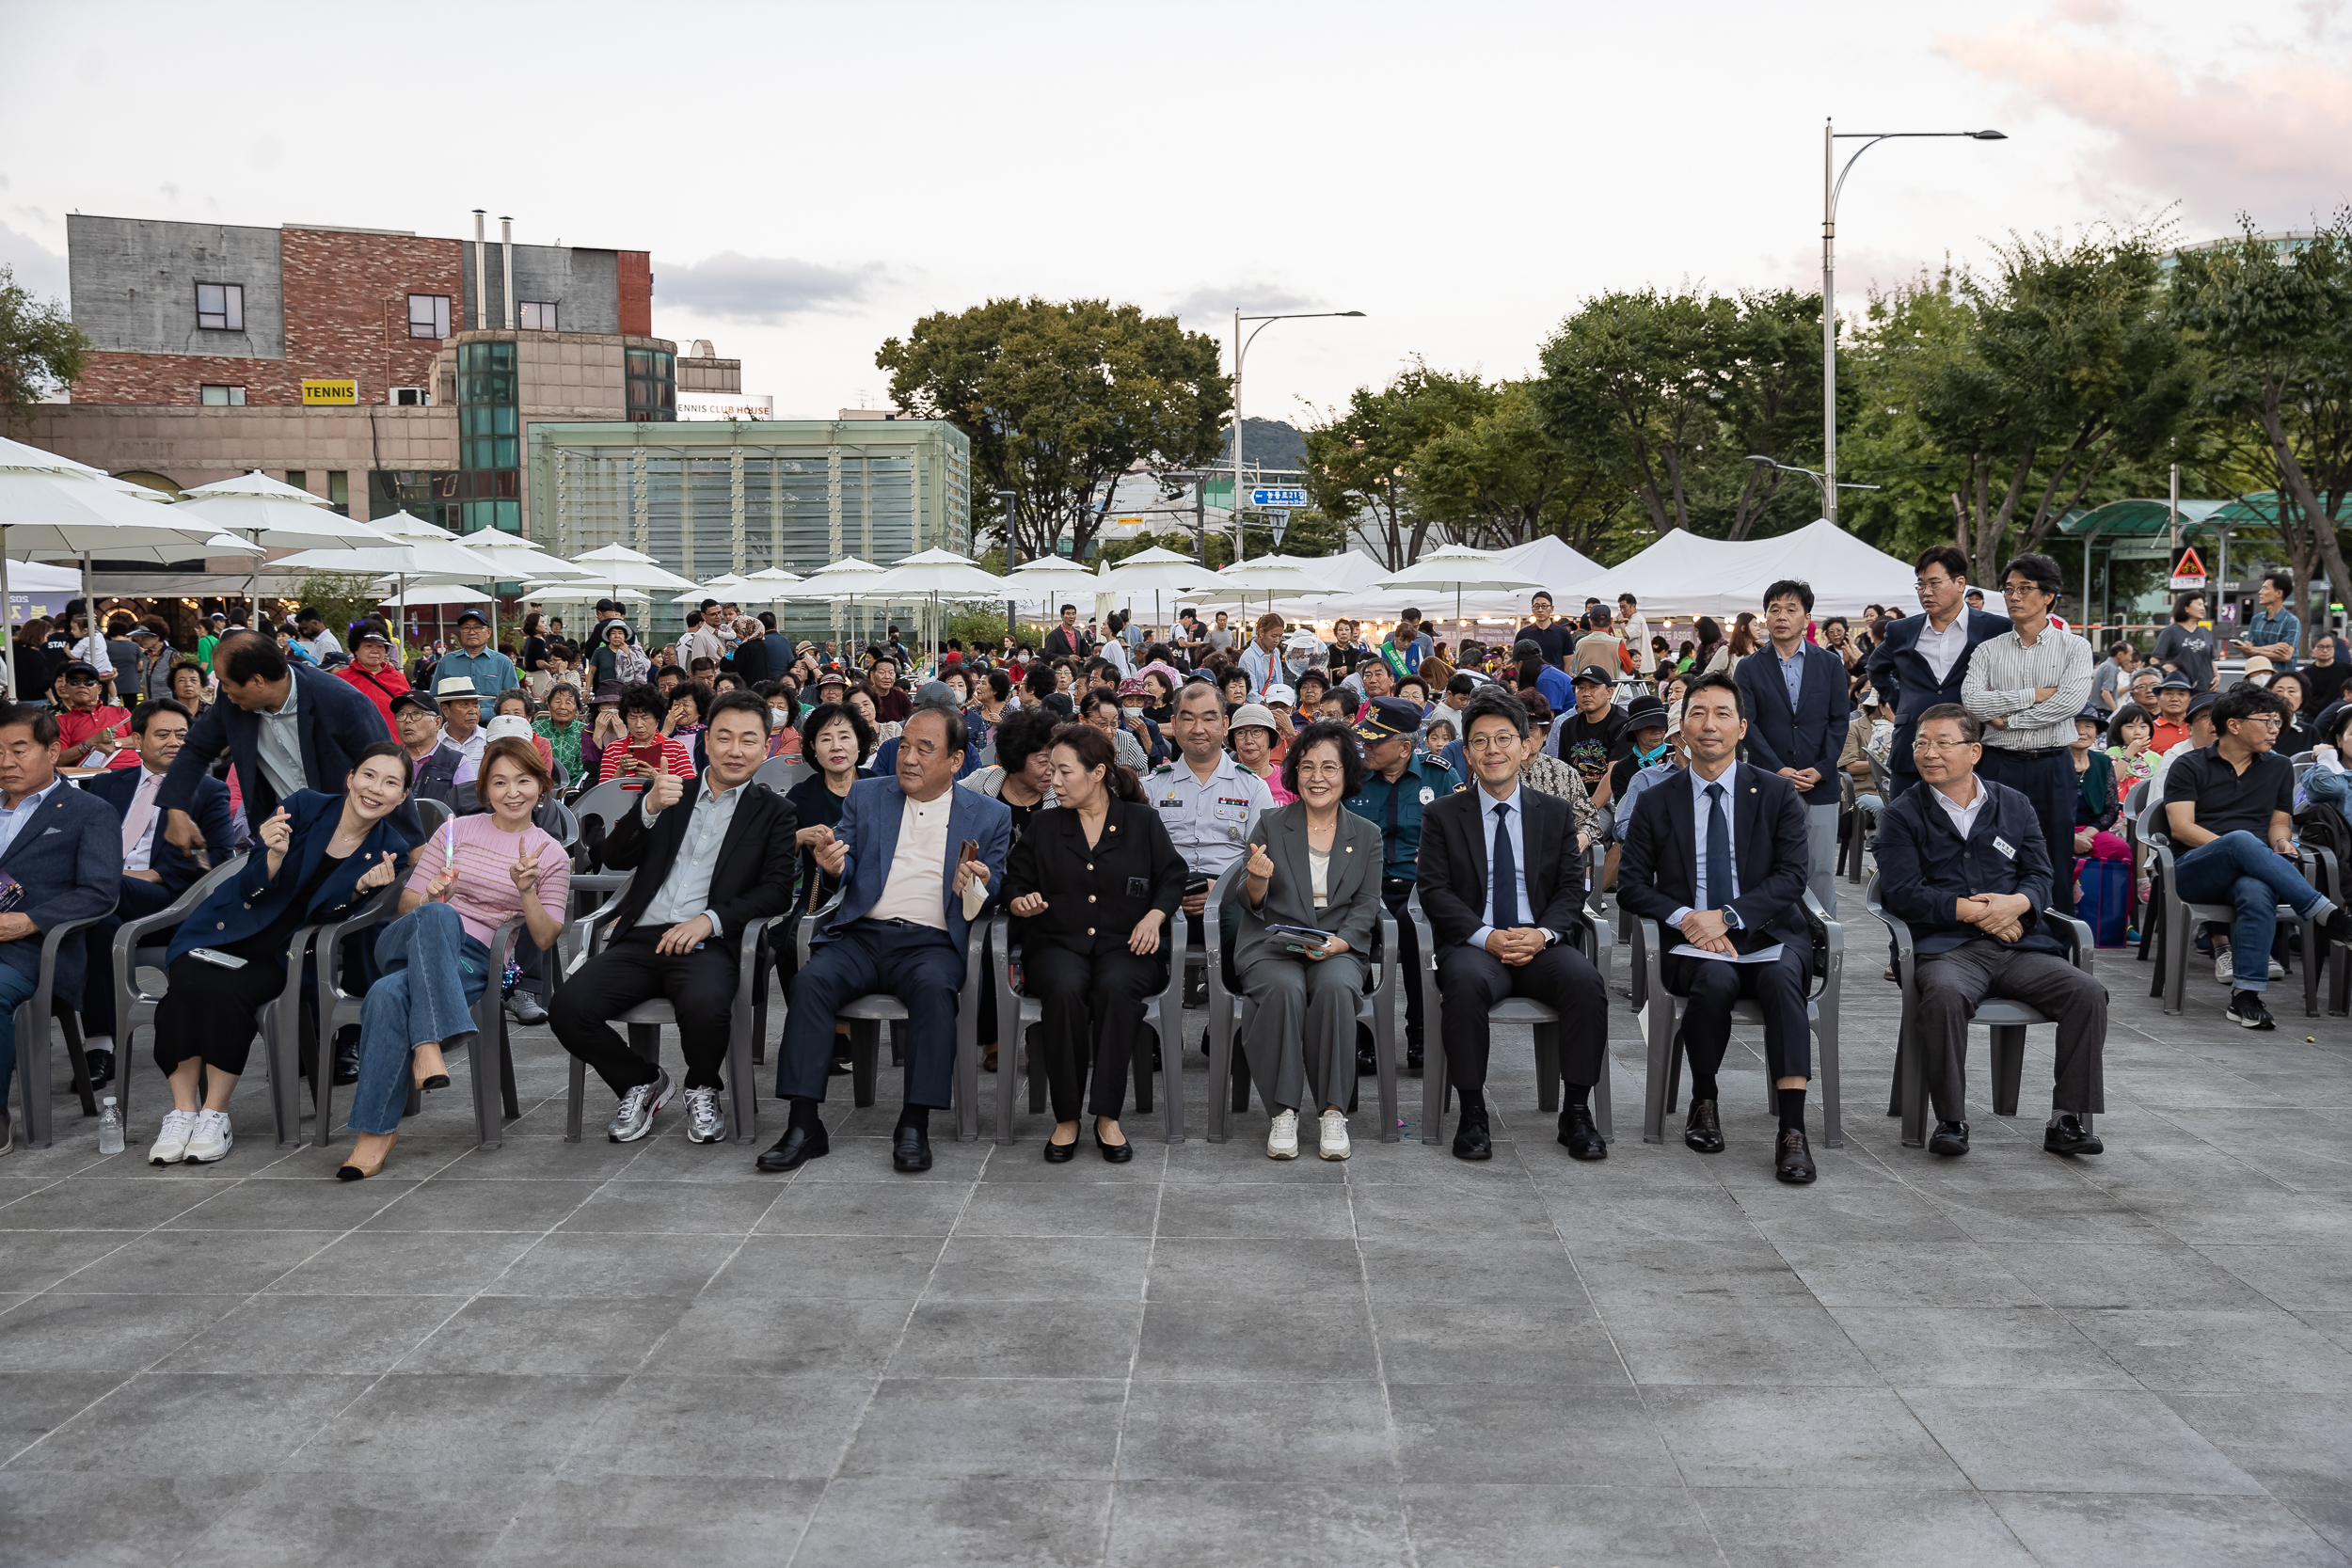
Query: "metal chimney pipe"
471 210 486 330
500 216 515 329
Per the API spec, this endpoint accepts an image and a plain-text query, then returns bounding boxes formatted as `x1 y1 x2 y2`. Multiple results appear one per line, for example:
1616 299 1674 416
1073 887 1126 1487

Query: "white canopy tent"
1554 518 1917 620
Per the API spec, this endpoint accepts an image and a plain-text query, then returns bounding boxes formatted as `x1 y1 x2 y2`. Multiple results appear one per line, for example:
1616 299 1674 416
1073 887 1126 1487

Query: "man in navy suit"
1863 545 2011 802
1737 580 1851 917
156 631 405 854
1617 674 1820 1183
0 704 119 1152
762 705 1011 1175
77 699 236 1089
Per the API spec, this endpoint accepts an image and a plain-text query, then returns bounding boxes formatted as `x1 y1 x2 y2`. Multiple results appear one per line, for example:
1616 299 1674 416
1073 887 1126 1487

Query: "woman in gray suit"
1235 720 1384 1161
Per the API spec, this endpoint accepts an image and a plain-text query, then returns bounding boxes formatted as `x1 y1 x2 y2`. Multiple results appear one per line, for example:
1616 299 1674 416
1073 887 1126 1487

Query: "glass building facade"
456 340 523 533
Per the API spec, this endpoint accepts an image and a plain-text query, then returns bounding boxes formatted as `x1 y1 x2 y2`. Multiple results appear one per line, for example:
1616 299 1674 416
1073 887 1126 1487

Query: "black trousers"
778 919 965 1107
1382 877 1426 1049
1434 939 1608 1096
153 953 287 1078
1976 746 2078 916
81 876 176 1037
1664 944 1812 1086
1914 938 2106 1117
1026 935 1165 1121
550 927 740 1096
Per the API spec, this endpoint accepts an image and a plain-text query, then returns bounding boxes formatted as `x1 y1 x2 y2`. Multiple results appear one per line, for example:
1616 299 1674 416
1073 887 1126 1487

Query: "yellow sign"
300 379 357 406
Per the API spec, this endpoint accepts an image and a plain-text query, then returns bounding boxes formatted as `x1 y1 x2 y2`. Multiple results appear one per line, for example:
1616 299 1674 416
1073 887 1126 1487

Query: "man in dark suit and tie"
1417 687 1610 1162
761 705 1010 1175
1617 673 1820 1182
76 699 235 1089
0 704 120 1154
1863 546 2012 802
1736 579 1851 918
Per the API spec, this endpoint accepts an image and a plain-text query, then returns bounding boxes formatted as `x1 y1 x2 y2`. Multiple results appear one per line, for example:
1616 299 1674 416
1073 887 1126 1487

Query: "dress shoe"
893 1123 933 1173
1452 1108 1492 1161
1406 1044 1424 1075
2043 1115 2104 1156
982 1044 999 1074
1774 1127 1818 1184
755 1123 829 1172
84 1049 114 1090
1095 1131 1134 1164
1683 1098 1724 1154
1356 1042 1378 1077
1929 1120 1970 1156
332 1034 361 1086
1043 1131 1078 1164
1558 1104 1607 1161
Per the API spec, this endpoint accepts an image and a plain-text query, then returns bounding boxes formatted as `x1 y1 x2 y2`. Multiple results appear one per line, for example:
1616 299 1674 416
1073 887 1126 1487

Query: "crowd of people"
5 560 2348 1182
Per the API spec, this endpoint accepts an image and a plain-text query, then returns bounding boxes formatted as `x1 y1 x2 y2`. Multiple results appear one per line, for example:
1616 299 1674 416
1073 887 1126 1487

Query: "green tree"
1409 381 1622 552
876 297 1230 564
1300 361 1488 568
2169 213 2352 626
0 264 90 430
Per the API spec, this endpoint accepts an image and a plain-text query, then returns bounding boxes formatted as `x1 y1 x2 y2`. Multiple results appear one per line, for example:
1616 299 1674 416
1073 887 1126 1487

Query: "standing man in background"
1865 545 2011 802
1618 594 1652 677
1962 553 2095 917
2237 571 2301 673
1736 580 1850 917
1519 592 1576 670
434 611 518 700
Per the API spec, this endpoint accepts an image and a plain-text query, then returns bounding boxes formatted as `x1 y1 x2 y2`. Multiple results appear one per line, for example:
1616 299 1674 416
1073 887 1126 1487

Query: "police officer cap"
1353 695 1422 743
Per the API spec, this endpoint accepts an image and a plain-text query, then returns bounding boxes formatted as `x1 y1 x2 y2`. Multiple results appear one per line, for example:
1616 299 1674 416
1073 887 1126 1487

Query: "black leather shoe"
893 1123 933 1173
1683 1098 1724 1154
1558 1104 1607 1161
84 1049 114 1090
1452 1109 1492 1161
1929 1120 1970 1156
1356 1044 1378 1077
1774 1127 1818 1184
1042 1132 1078 1164
1095 1131 1134 1164
2043 1115 2104 1156
828 1055 853 1076
755 1123 829 1172
1406 1044 1424 1075
332 1033 361 1087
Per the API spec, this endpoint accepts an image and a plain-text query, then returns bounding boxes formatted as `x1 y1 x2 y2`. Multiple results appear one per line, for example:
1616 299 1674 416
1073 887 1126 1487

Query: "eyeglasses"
1912 738 1977 753
1465 734 1519 752
2236 715 2283 730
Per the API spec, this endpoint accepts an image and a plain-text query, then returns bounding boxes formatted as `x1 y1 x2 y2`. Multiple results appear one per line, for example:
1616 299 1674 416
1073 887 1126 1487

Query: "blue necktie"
1490 801 1519 928
1704 781 1731 913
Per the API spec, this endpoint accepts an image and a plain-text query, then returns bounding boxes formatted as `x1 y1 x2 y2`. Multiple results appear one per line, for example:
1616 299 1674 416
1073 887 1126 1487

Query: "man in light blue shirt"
431 611 519 699
2238 571 2302 672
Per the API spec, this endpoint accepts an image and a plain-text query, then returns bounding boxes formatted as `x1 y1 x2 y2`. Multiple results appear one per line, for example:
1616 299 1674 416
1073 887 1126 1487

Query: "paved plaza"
3 921 2349 1568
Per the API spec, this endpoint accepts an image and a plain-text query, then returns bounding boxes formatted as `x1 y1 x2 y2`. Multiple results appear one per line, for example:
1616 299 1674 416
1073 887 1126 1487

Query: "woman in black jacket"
1002 722 1185 1162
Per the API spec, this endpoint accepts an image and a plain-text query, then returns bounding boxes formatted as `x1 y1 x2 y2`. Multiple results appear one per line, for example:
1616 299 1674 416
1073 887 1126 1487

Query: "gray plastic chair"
2140 822 2324 1018
1420 893 1613 1148
989 911 1190 1145
1632 888 1844 1148
790 897 988 1141
754 755 812 794
107 854 249 1132
1199 858 1403 1145
9 895 120 1149
289 877 410 1148
1864 873 2097 1148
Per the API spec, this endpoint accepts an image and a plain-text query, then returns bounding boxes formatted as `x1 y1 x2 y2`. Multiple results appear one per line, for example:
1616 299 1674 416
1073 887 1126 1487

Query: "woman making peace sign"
333 737 570 1180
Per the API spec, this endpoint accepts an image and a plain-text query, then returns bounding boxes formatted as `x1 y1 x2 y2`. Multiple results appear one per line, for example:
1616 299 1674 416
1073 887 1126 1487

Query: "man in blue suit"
1863 546 2011 803
156 631 405 854
1737 580 1851 917
77 699 236 1089
761 705 1011 1175
0 704 119 1152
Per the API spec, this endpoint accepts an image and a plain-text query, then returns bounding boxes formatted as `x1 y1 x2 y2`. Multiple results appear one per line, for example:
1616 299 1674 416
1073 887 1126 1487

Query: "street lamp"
1747 454 1881 514
1232 309 1366 562
1821 121 2004 527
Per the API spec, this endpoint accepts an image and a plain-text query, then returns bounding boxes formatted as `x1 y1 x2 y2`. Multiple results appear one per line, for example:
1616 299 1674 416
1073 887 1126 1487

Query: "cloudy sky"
6 0 2346 425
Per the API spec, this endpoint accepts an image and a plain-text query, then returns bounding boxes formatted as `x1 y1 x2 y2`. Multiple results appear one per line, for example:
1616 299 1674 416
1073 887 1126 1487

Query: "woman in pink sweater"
332 736 570 1179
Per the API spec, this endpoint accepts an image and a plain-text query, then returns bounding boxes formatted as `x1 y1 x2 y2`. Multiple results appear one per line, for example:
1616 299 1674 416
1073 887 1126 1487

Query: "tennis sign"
300 379 358 406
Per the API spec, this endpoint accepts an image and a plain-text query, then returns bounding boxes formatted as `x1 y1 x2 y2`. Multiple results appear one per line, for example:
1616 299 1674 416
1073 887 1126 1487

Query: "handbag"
2074 856 2129 947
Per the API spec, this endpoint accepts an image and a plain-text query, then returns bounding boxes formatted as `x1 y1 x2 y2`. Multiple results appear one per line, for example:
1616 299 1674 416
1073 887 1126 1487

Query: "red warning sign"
2169 546 2207 590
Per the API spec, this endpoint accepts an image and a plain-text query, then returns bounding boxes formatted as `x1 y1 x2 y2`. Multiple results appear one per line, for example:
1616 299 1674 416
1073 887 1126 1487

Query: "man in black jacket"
550 691 798 1147
1617 673 1820 1182
1872 704 2107 1157
1417 687 1609 1162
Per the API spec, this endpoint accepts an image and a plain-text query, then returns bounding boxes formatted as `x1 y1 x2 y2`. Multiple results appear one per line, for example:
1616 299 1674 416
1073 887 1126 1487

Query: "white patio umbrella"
1006 557 1104 608
739 566 805 605
1200 554 1346 621
1374 544 1549 634
668 571 755 607
788 557 889 647
865 548 1008 674
563 542 700 596
1095 545 1222 636
274 513 505 649
516 581 651 605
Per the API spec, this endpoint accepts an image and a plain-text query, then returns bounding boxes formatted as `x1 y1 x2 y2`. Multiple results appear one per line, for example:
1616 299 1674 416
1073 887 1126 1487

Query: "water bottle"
97 1097 125 1156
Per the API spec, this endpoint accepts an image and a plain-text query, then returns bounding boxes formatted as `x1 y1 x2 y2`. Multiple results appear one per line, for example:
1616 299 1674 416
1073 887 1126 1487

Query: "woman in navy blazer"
146 741 417 1167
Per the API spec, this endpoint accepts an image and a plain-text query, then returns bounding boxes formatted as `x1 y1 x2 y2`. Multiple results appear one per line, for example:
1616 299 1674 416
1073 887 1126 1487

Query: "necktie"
121 771 160 861
1489 800 1519 929
1703 781 1731 914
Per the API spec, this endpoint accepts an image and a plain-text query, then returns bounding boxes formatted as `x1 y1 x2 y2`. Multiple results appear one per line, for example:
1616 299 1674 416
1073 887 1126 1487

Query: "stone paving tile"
4 934 2348 1566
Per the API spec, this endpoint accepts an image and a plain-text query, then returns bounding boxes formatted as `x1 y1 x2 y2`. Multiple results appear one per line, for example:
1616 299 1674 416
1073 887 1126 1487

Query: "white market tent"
1166 535 1604 630
1553 518 1916 620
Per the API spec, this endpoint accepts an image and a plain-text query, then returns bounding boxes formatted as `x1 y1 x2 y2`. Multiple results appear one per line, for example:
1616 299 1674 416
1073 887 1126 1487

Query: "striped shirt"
1961 622 2095 752
598 734 696 781
404 812 570 953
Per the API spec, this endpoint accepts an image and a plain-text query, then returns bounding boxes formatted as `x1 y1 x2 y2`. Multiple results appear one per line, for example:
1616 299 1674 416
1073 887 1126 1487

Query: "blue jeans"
2172 831 2324 993
0 961 40 1112
347 903 492 1135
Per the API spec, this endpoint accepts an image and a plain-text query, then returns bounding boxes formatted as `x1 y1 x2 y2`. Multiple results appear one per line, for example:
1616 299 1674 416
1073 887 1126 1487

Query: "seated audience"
598 681 696 781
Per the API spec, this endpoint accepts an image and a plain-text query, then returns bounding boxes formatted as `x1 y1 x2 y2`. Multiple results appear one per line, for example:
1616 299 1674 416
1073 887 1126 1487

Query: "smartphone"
1184 873 1212 898
187 947 248 970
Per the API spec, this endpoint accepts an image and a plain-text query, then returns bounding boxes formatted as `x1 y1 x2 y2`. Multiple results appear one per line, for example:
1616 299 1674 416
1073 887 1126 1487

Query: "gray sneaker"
608 1070 675 1143
684 1086 726 1145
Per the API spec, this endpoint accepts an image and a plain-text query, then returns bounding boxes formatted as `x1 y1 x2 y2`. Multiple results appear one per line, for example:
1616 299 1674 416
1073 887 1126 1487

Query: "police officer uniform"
1152 749 1274 998
1344 695 1463 1065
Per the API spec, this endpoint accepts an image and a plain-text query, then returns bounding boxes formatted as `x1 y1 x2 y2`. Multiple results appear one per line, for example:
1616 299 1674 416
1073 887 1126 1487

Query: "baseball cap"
1571 664 1616 687
1352 695 1422 743
1228 703 1279 736
356 629 392 647
1263 683 1296 708
127 625 158 640
435 676 482 702
58 660 101 682
453 610 488 628
389 689 439 718
483 714 534 743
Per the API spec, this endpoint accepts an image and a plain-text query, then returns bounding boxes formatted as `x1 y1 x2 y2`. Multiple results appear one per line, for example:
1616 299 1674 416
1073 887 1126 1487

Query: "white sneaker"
683 1086 726 1145
1266 1108 1299 1160
1318 1108 1351 1161
2214 946 2234 985
608 1070 674 1143
183 1110 233 1164
2267 955 2287 979
148 1109 199 1166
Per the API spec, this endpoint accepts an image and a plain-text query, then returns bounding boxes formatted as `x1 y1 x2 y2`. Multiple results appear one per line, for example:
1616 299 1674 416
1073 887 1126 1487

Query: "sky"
5 0 2347 428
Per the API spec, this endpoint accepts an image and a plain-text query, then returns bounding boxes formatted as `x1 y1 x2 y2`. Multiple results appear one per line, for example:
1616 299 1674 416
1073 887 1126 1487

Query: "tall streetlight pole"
1822 121 2005 527
1232 309 1365 562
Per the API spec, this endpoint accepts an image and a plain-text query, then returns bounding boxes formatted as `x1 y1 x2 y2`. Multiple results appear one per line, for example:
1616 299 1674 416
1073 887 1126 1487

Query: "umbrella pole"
0 531 11 700
81 552 92 666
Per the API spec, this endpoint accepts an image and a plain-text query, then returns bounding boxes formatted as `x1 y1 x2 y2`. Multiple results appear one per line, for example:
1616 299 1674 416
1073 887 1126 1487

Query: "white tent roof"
1120 536 1607 630
1554 519 1917 620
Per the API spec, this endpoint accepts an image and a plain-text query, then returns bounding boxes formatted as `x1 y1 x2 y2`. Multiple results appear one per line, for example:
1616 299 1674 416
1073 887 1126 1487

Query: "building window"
286 470 308 495
455 340 522 533
407 293 452 339
326 471 349 516
199 384 246 406
627 346 675 422
195 282 244 331
518 301 558 331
